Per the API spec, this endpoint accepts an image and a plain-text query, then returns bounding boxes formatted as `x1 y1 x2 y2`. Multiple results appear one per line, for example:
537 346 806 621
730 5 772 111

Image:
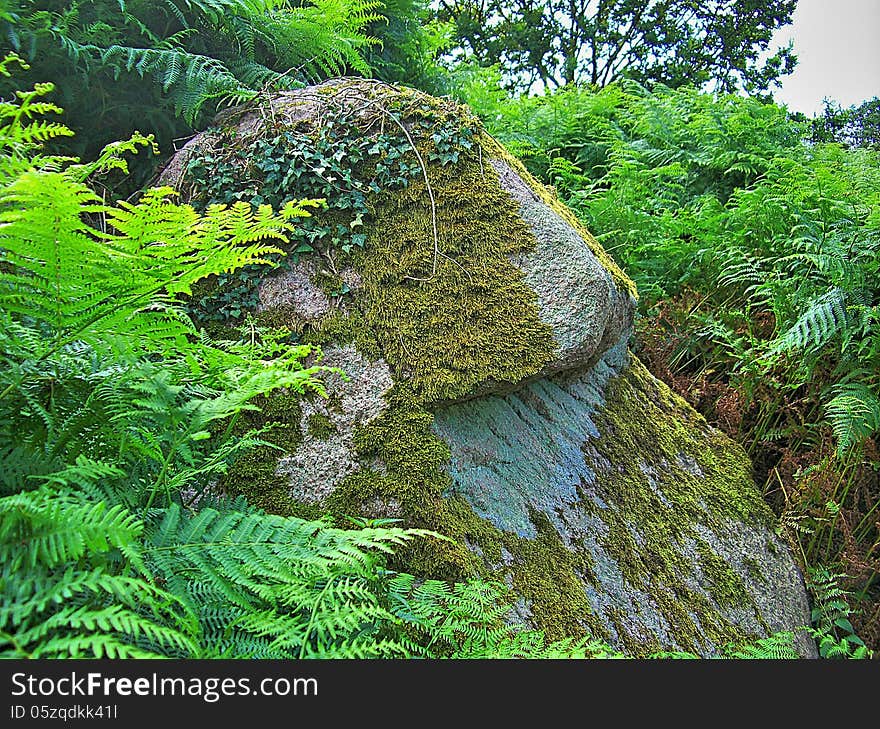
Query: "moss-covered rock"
435 343 814 655
161 78 815 657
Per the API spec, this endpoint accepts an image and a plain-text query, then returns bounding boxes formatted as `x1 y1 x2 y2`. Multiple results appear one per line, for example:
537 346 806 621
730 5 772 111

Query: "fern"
0 71 325 370
649 631 801 659
1 0 384 128
806 567 873 659
825 382 880 456
0 79 332 518
0 484 437 659
774 287 850 354
0 487 142 570
97 44 249 122
0 174 318 365
721 631 801 659
0 486 193 659
139 501 438 658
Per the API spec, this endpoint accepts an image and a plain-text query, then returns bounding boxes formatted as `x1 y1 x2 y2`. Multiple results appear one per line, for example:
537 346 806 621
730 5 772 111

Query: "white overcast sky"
770 0 880 115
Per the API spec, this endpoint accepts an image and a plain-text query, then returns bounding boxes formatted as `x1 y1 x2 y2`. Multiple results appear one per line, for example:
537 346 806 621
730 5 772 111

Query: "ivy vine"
182 98 477 325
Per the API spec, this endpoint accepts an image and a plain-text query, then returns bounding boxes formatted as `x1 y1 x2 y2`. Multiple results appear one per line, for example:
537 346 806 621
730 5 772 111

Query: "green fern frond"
774 288 849 354
0 167 322 366
0 487 143 569
7 0 384 128
722 631 800 659
806 567 873 659
825 382 880 455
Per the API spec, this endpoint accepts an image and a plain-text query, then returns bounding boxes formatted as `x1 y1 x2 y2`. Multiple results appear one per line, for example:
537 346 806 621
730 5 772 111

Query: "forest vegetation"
0 0 876 659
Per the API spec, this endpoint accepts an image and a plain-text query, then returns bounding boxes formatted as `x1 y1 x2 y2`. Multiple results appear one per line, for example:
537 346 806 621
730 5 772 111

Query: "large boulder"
161 79 816 657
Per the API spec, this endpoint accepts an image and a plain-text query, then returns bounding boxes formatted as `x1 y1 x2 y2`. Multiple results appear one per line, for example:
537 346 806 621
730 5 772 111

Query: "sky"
769 0 880 116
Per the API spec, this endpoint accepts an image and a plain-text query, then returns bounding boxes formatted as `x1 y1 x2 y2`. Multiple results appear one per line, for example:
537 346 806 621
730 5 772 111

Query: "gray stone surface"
433 340 628 540
155 132 220 191
492 159 635 375
275 344 393 504
258 259 332 321
432 341 816 657
257 258 362 326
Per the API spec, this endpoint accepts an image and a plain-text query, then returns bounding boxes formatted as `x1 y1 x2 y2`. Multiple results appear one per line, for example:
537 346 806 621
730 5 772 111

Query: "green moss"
302 309 383 361
598 358 770 527
313 270 345 297
584 357 773 652
501 509 605 642
306 412 335 440
347 154 557 404
233 93 537 402
743 556 766 583
218 391 309 517
605 607 662 657
696 541 751 608
327 412 611 644
251 304 306 335
327 401 478 579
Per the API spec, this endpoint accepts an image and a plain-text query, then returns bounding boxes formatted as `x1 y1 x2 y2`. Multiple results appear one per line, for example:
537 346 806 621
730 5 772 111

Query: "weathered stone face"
434 343 815 656
491 159 634 377
162 79 816 657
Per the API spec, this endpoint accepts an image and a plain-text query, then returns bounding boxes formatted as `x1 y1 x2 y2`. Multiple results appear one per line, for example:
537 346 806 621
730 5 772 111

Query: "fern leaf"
774 288 849 354
825 382 880 455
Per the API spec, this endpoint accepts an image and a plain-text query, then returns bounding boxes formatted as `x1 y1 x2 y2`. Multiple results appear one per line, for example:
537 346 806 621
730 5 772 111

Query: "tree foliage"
435 0 797 93
0 0 383 174
808 97 880 150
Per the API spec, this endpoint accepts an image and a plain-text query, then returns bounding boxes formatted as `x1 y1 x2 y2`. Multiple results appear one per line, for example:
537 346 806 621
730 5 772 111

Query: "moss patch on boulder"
433 349 813 655
348 158 557 404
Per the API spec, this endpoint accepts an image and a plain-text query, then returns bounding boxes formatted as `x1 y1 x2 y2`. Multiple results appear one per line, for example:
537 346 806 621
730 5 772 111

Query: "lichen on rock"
162 78 816 657
275 344 393 505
